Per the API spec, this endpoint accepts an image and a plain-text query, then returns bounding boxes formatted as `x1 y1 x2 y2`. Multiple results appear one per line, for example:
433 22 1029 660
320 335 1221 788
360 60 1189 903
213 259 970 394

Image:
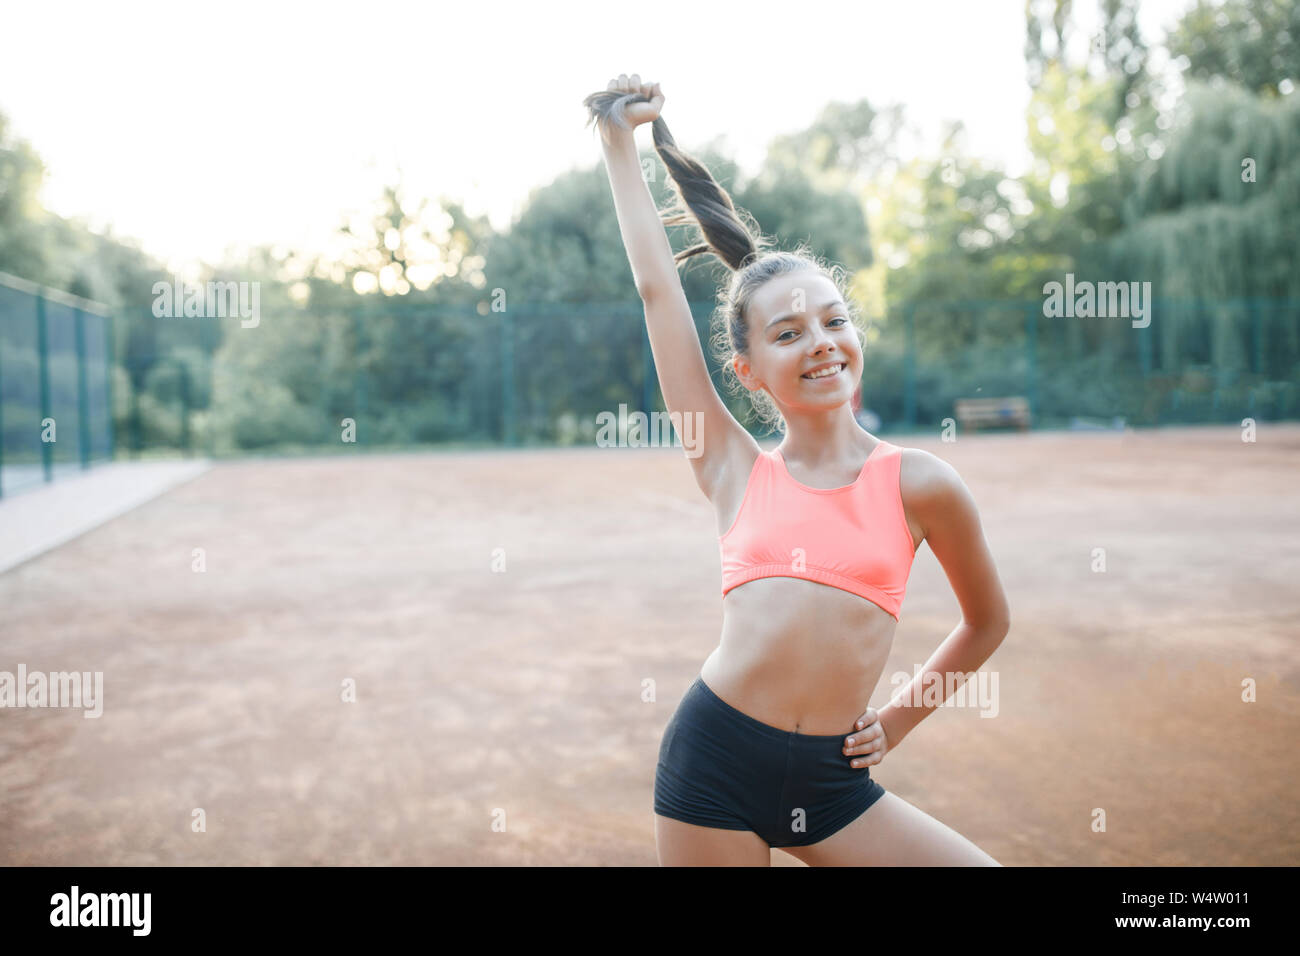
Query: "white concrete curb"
0 460 213 575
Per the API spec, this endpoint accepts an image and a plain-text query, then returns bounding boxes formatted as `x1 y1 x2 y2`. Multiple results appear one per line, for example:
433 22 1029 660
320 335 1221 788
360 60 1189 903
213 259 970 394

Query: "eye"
776 316 848 341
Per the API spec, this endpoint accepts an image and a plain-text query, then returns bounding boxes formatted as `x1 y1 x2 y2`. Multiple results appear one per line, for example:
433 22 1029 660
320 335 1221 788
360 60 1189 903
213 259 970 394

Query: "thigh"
654 677 790 849
655 814 771 866
777 791 1001 867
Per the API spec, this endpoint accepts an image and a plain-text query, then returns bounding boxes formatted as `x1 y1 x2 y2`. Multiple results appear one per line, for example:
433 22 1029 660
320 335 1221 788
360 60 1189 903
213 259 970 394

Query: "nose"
809 328 837 354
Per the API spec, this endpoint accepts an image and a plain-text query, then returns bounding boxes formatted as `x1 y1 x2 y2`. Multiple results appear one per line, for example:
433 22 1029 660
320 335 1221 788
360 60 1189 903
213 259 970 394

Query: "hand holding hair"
583 74 664 135
581 75 763 273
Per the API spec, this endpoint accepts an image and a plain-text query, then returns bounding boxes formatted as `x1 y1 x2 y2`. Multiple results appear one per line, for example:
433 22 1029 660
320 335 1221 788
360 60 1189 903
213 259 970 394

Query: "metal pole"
197 308 215 457
36 293 53 482
1025 302 1038 423
352 308 368 448
903 303 916 428
1139 299 1153 378
178 359 191 455
1211 301 1223 421
1251 298 1263 375
75 307 91 468
106 313 116 461
131 377 142 458
0 314 5 498
501 310 515 447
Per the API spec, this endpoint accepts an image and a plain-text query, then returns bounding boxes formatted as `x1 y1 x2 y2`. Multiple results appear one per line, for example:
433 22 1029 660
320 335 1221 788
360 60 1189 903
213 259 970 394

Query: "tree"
1168 0 1300 96
0 111 52 283
306 178 490 299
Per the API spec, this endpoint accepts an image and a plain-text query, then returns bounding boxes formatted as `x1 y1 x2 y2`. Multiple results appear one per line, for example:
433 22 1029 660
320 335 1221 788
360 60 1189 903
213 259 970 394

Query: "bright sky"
0 0 1197 274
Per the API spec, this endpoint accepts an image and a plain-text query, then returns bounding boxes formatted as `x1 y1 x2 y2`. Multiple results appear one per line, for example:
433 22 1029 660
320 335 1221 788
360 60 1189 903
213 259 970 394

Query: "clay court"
1 424 1297 866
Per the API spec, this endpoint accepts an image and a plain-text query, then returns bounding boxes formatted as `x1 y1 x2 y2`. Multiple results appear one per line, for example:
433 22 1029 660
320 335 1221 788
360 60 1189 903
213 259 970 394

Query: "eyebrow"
765 299 847 331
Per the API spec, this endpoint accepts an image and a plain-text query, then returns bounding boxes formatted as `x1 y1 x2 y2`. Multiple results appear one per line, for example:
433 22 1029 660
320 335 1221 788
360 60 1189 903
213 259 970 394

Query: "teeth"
804 363 845 379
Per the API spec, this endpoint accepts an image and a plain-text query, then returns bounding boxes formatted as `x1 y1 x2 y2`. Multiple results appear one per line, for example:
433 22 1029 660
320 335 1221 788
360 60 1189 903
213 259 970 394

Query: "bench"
954 396 1031 432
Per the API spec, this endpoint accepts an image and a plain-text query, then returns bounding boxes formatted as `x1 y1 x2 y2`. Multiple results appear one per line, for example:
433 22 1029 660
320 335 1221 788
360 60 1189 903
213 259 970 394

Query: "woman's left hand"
843 706 889 769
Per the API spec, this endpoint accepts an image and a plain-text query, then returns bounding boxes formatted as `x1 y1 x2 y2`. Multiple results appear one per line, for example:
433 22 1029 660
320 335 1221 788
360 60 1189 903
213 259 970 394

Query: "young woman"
584 75 1010 867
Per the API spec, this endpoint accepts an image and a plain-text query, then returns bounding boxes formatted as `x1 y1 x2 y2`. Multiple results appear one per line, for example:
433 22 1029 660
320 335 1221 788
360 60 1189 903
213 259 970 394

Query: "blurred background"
0 0 1297 866
1 0 1296 487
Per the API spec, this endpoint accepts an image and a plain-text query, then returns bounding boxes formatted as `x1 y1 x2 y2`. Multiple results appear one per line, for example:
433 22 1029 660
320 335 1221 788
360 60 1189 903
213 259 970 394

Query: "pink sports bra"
718 440 916 620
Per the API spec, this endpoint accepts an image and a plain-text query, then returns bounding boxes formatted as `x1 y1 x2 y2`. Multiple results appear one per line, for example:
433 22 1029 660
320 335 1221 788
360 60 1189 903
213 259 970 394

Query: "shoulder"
894 444 969 515
894 444 961 491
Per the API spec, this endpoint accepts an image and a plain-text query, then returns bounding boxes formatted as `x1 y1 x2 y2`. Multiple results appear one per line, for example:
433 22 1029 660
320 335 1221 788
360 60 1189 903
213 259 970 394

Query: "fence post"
1025 302 1038 422
131 377 142 458
1210 300 1224 421
74 307 91 469
500 309 515 446
178 359 192 455
0 318 5 498
1138 298 1153 378
903 302 916 428
36 293 53 483
1250 298 1263 375
351 308 368 448
106 313 116 461
198 309 216 457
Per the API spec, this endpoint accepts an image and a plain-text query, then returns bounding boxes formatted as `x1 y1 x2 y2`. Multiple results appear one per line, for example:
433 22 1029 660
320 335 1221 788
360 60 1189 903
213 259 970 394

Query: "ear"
732 353 761 391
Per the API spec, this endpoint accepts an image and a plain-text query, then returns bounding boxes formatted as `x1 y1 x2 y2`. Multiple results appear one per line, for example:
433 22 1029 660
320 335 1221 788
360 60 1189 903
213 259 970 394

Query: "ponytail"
583 89 768 273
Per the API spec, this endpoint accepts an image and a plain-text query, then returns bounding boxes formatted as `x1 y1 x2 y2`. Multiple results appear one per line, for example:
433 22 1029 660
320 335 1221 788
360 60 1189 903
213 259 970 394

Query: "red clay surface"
1 424 1297 865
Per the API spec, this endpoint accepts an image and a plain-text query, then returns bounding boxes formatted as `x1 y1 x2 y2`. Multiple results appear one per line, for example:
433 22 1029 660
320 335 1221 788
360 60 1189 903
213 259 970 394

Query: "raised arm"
591 81 678 298
585 76 758 499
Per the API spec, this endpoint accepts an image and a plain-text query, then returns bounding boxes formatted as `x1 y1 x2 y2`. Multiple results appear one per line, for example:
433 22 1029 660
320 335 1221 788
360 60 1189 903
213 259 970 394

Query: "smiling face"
732 269 862 414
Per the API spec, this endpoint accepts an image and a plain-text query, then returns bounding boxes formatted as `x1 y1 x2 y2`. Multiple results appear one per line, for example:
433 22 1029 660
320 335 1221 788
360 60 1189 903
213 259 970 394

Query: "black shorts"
654 675 887 848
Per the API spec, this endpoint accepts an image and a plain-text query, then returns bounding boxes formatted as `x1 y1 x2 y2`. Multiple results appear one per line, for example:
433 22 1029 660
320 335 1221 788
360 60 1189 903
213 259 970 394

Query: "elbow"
635 267 676 303
988 614 1011 645
985 596 1011 643
637 278 666 304
967 614 1010 646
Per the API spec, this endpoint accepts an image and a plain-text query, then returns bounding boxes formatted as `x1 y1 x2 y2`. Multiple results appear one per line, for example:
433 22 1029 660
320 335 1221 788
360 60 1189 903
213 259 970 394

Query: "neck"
776 405 872 465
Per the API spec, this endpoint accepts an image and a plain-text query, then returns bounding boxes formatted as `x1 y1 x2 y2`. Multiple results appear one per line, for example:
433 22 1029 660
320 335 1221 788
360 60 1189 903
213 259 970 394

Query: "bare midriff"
699 576 897 736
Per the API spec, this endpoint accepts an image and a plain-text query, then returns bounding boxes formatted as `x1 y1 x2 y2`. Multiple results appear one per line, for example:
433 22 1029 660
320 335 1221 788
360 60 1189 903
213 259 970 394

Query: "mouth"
801 362 847 381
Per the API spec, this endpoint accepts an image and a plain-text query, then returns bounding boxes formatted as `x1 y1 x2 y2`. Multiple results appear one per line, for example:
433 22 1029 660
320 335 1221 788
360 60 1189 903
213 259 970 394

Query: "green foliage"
1123 80 1300 221
1102 82 1300 380
2 0 1298 460
1168 0 1300 95
735 163 872 272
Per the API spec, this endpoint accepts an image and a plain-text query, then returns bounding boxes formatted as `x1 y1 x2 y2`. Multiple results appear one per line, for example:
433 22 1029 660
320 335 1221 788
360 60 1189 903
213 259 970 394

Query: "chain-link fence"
853 297 1298 431
0 272 114 498
346 297 1298 442
42 293 1298 462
